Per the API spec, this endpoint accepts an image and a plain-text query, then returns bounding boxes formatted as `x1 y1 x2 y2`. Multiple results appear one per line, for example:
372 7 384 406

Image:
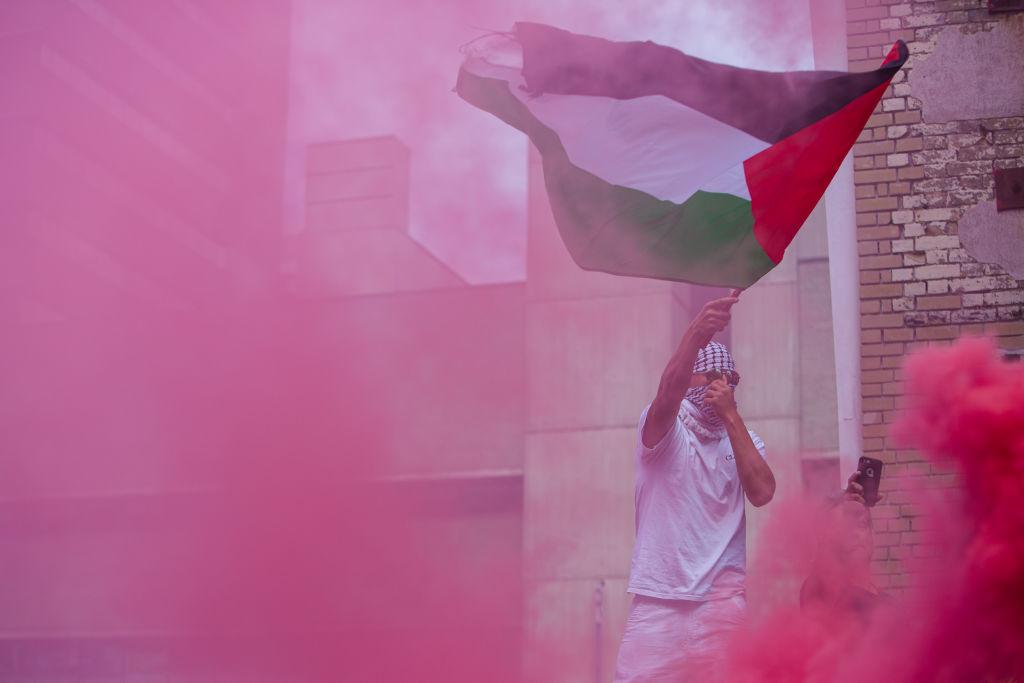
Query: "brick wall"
846 0 1024 591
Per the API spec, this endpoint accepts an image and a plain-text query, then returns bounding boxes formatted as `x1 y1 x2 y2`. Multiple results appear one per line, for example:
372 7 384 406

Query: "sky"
285 1 816 283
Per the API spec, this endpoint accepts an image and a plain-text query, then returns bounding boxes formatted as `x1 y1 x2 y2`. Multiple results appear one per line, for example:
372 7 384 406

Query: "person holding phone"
800 471 888 624
614 295 777 682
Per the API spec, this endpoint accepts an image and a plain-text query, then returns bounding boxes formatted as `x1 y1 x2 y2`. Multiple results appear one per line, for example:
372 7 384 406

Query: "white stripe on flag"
463 41 769 203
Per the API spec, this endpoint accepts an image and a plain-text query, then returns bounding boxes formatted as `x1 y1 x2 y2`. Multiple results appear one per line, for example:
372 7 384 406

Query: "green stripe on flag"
457 68 776 288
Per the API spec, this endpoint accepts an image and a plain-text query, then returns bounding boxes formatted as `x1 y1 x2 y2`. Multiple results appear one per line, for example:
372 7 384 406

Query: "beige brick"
902 11 945 27
862 409 883 424
882 98 907 112
863 328 883 344
863 313 905 328
903 252 927 266
863 357 882 371
917 294 962 310
915 235 960 250
863 396 896 411
915 325 959 341
855 156 875 170
863 369 895 383
985 291 1024 306
862 342 905 357
856 168 899 184
915 208 954 222
849 31 896 48
887 153 910 167
896 137 924 152
902 195 926 210
862 300 882 314
882 355 905 369
863 423 890 439
866 113 894 128
859 226 901 240
953 308 997 324
894 450 923 464
860 254 904 269
848 5 889 20
886 125 909 139
898 166 925 180
998 335 1024 351
893 83 913 97
953 276 1001 292
893 296 915 311
861 283 904 299
883 328 914 342
859 240 880 255
915 264 960 280
893 111 922 126
961 322 988 336
986 321 1024 336
849 58 881 72
857 212 879 227
854 140 897 157
882 380 906 394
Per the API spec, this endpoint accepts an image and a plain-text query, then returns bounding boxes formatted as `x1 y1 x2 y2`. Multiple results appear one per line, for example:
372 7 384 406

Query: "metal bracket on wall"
994 168 1024 211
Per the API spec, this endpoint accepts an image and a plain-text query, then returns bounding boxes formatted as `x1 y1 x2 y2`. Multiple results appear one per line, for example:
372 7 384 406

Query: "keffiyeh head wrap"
682 341 740 440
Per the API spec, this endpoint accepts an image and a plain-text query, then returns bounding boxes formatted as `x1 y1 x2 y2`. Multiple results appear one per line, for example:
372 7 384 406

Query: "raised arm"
705 380 776 507
641 297 738 449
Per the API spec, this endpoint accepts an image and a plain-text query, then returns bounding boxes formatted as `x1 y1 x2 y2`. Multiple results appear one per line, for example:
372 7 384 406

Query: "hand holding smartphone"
856 456 884 507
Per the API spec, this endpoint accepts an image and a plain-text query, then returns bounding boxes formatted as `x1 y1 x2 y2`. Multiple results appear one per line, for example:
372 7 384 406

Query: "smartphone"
857 456 884 507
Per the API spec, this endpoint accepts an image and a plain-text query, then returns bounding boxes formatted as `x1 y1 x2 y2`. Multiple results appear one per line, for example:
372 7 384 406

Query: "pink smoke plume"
726 337 1024 683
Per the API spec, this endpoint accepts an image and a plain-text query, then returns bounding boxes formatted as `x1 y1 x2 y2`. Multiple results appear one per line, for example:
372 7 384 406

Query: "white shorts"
613 593 746 682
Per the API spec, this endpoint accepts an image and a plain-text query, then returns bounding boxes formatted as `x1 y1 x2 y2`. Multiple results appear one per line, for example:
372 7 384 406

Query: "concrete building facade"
290 136 528 681
0 1 292 679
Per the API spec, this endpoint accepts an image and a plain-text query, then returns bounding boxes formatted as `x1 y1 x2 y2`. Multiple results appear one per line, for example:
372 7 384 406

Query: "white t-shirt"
627 402 766 601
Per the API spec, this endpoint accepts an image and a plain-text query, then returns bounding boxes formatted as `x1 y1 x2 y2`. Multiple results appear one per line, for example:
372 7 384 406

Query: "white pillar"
810 0 862 478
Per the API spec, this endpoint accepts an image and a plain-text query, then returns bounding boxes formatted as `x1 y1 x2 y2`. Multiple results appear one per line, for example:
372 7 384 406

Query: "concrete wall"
290 136 466 297
0 0 292 322
299 284 526 478
521 146 682 683
0 1 294 679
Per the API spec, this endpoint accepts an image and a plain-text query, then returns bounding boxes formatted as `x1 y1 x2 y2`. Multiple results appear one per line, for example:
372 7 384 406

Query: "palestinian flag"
456 23 908 288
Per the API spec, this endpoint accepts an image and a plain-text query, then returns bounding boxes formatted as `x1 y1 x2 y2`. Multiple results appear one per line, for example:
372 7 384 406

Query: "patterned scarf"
681 341 740 441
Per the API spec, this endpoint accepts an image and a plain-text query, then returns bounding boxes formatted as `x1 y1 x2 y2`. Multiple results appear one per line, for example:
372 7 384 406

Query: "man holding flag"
457 19 907 680
615 293 774 681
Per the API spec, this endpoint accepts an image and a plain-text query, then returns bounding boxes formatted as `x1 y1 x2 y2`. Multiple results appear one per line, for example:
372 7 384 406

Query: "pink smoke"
725 337 1024 683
